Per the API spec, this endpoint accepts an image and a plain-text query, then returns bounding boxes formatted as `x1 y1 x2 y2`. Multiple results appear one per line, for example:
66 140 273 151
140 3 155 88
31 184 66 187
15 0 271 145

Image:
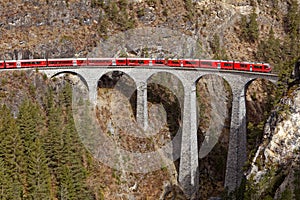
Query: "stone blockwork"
40 67 277 198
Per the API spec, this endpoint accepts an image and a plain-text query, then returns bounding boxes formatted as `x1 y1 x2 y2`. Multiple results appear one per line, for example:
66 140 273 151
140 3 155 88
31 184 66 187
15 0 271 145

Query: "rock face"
0 0 295 62
245 86 300 199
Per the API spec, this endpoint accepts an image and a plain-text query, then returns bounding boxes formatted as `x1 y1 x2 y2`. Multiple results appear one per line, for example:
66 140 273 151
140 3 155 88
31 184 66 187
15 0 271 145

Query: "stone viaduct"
40 66 278 198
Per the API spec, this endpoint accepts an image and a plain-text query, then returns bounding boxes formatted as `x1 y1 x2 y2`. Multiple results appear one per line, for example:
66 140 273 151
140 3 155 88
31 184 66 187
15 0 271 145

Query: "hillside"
0 0 299 68
0 0 300 199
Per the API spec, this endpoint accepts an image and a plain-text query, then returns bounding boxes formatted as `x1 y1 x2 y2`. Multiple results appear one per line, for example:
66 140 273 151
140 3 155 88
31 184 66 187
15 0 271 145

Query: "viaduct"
40 66 278 198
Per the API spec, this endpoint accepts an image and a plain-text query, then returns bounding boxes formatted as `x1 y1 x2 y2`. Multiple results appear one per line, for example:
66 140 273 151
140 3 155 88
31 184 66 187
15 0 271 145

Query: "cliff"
245 86 300 199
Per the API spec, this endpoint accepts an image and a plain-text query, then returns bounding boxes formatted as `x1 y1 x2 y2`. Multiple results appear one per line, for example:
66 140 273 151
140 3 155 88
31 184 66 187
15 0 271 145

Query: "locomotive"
0 58 272 73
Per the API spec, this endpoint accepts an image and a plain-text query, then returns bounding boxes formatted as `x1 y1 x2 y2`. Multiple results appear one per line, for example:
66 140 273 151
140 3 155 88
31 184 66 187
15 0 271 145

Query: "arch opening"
195 74 232 198
244 78 277 168
51 71 89 92
146 72 184 177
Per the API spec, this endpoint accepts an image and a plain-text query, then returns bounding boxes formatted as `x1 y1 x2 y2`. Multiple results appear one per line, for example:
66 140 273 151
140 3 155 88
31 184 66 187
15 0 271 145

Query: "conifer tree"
27 138 51 200
57 83 93 199
0 158 14 199
248 10 259 42
0 105 24 199
43 91 64 177
17 99 50 199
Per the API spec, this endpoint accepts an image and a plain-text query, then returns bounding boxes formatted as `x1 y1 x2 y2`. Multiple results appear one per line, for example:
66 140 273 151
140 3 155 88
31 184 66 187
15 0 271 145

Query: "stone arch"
244 77 277 160
194 74 233 198
97 70 137 127
50 71 89 91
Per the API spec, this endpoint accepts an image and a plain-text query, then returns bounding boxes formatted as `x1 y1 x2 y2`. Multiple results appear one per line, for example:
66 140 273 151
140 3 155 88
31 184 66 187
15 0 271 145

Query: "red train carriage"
234 62 251 71
47 59 74 67
2 60 18 69
20 59 47 68
127 58 151 66
199 60 219 69
151 59 166 66
0 61 4 69
167 59 199 68
251 63 272 73
167 59 182 67
85 58 113 66
220 61 234 70
183 59 199 68
115 58 127 66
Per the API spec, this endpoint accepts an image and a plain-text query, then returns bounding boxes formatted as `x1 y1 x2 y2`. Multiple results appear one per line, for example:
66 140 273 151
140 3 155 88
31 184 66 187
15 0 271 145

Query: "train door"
73 60 77 66
17 61 21 68
217 63 221 70
250 65 253 72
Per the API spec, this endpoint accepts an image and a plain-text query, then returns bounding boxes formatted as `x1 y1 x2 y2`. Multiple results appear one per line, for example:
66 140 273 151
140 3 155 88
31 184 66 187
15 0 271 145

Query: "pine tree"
0 105 24 199
17 99 49 199
27 138 51 200
0 158 13 199
57 84 93 199
256 28 281 68
43 92 64 176
248 9 259 42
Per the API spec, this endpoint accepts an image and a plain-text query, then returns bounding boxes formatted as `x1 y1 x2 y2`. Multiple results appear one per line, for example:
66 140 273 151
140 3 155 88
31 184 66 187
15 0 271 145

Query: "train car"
220 61 234 70
251 63 272 73
167 59 182 67
86 58 113 66
150 58 166 66
3 60 18 69
0 61 5 69
127 58 151 66
20 59 47 68
167 59 199 68
47 58 74 67
199 60 219 69
75 58 86 66
115 58 127 66
183 59 199 68
263 63 272 73
234 61 251 71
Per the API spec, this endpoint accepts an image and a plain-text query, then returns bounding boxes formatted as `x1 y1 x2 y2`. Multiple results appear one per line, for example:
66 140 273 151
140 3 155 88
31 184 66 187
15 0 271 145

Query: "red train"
0 58 272 73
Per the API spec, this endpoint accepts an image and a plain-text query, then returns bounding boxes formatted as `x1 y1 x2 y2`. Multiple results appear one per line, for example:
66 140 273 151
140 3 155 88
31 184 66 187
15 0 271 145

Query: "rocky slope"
245 86 300 199
0 0 297 63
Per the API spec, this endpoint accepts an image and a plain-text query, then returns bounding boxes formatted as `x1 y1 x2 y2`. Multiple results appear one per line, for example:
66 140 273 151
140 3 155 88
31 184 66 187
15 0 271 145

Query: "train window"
22 61 41 65
154 60 164 64
240 64 247 68
201 62 212 66
89 60 110 63
254 65 262 69
49 61 72 64
118 60 126 63
224 63 233 67
263 65 269 69
186 61 197 65
171 60 180 63
138 60 145 64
